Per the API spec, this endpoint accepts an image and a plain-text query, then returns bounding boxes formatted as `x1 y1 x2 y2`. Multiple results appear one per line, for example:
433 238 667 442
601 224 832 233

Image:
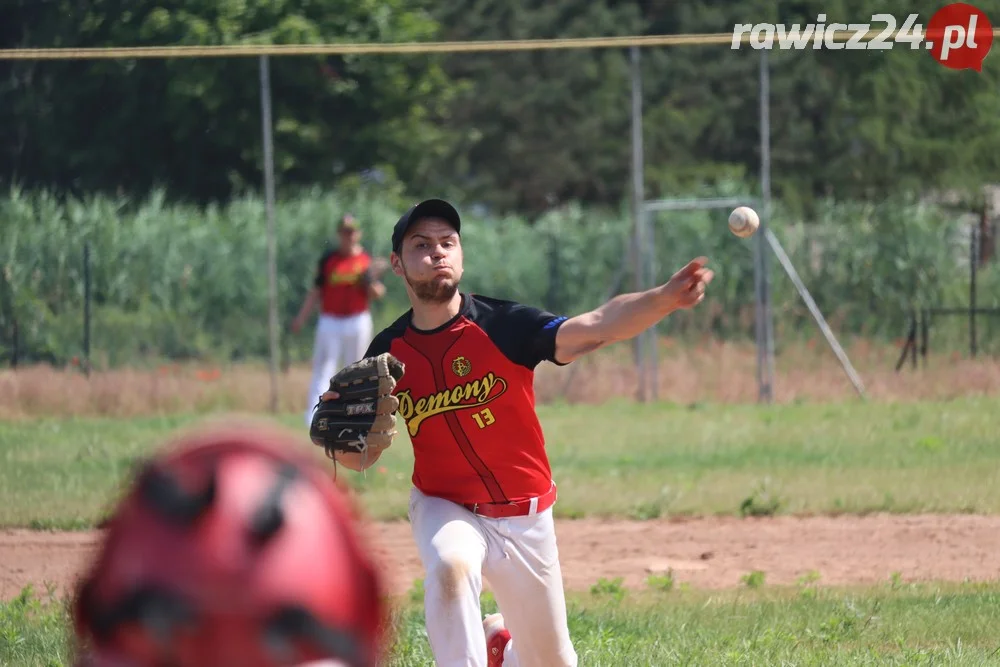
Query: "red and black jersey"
364 293 569 506
314 249 372 317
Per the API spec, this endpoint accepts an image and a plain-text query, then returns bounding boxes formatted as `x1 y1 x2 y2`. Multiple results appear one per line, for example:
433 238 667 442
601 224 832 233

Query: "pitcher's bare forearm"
553 258 713 364
292 289 320 333
296 288 320 321
553 286 679 364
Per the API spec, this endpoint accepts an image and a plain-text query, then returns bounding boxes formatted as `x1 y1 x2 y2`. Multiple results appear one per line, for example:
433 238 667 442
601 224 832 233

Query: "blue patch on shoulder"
543 316 568 330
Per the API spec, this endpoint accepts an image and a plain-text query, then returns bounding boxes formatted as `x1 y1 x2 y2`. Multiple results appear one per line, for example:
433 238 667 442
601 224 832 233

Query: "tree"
0 0 459 204
427 0 646 215
637 0 1000 215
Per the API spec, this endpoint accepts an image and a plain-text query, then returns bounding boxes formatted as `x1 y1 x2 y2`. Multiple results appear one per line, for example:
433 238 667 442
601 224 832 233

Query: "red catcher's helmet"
71 421 389 667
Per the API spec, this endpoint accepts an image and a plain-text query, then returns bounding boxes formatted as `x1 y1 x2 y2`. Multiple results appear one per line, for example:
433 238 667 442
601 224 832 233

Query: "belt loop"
529 497 539 515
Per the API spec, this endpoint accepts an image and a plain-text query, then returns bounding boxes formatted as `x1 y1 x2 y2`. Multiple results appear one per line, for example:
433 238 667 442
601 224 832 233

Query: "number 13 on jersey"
471 408 496 429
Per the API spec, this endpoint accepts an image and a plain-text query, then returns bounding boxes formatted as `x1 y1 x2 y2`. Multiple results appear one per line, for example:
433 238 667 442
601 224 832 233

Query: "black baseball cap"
391 199 461 253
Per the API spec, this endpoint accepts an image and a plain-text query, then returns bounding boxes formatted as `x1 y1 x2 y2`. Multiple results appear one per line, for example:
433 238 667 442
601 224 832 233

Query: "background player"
318 198 713 667
292 213 388 426
71 420 389 667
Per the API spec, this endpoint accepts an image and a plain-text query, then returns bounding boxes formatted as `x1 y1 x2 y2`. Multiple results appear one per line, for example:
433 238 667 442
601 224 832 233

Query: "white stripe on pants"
408 486 578 667
304 311 373 426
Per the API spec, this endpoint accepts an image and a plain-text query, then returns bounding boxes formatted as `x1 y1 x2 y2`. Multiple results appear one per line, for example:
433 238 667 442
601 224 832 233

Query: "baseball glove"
309 353 405 461
360 257 390 288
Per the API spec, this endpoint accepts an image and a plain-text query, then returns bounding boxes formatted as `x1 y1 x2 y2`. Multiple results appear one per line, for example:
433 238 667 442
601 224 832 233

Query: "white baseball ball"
728 206 760 238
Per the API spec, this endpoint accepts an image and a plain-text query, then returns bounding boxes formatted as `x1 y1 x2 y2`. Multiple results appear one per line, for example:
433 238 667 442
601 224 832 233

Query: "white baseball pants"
304 312 373 426
408 486 578 667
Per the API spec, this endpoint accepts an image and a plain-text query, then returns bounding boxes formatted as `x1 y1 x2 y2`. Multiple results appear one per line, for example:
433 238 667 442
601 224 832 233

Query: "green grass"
2 396 999 527
5 395 998 665
7 580 1000 665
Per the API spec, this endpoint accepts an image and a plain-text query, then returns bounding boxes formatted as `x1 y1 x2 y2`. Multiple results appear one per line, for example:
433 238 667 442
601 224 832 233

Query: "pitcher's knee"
425 552 480 603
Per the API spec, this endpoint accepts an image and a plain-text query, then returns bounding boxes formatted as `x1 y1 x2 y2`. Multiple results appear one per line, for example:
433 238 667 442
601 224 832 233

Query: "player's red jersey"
314 249 372 317
364 293 569 506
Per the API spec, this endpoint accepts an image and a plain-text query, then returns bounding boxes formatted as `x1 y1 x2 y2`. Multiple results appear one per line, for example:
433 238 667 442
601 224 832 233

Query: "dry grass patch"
1 339 999 419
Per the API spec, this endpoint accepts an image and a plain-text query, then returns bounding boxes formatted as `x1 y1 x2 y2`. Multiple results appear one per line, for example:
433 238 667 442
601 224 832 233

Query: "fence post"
546 228 560 314
895 310 916 373
260 55 280 414
83 242 91 376
1 272 17 368
629 45 647 402
920 308 928 367
970 222 978 358
11 317 17 369
755 49 776 404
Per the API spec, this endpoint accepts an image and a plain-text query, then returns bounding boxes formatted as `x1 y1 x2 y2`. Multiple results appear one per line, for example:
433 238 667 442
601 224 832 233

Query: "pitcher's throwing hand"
664 256 714 309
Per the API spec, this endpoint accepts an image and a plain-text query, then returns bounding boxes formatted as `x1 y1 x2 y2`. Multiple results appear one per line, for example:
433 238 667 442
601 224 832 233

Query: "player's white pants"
408 486 578 667
304 311 373 426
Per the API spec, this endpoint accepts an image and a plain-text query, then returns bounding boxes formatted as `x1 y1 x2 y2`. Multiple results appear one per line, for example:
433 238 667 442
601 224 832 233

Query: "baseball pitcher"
310 199 713 667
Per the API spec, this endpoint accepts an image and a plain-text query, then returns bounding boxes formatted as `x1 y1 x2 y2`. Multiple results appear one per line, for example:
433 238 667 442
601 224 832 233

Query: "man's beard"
402 265 459 304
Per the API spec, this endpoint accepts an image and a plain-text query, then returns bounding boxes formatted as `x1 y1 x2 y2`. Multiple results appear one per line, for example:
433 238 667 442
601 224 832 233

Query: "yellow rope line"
0 35 729 60
2 29 995 60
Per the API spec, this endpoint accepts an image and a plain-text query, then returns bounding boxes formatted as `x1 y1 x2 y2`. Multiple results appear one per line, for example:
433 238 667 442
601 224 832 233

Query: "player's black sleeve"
471 296 569 369
509 304 569 368
313 250 333 288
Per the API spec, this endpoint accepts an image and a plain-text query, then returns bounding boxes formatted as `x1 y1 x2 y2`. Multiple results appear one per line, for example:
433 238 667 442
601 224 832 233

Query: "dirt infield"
4 513 1000 601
